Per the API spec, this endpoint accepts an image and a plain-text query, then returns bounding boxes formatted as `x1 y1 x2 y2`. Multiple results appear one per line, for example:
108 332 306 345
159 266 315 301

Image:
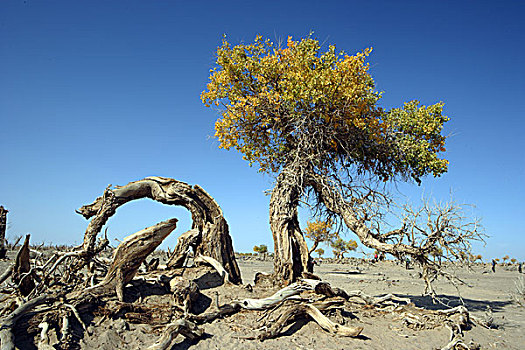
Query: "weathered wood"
169 277 199 314
0 207 7 259
146 319 203 350
194 255 230 284
83 218 178 300
12 234 34 296
269 170 312 284
8 236 22 251
77 177 242 284
258 303 363 340
37 320 56 350
0 265 13 286
166 228 200 268
239 280 314 310
0 294 50 350
308 279 411 306
188 303 241 323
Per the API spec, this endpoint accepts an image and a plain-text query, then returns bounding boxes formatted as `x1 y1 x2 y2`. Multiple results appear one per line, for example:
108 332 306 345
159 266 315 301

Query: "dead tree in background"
0 206 7 259
76 176 242 284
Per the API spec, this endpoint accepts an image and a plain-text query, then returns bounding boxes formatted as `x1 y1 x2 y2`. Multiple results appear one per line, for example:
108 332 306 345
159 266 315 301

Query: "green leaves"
202 34 449 183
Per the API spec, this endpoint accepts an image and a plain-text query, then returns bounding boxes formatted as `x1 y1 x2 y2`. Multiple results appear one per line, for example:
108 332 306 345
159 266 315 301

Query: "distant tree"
253 244 268 260
331 238 344 259
315 248 325 259
253 244 268 254
346 240 358 252
331 238 358 259
503 255 509 264
304 219 338 254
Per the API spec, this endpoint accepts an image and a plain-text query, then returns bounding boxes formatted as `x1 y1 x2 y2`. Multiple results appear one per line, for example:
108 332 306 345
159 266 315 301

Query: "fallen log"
239 280 314 310
307 279 411 306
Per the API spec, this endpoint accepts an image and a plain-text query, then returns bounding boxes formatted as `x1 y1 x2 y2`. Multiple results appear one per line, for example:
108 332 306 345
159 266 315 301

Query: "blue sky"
1 0 523 260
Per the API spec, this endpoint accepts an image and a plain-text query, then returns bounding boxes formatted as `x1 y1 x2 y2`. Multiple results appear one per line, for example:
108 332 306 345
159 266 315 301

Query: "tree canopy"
331 237 358 259
253 244 268 254
201 35 449 184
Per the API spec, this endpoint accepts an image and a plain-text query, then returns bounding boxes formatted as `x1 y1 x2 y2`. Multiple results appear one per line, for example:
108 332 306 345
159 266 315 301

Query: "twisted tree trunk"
77 177 242 284
270 171 312 284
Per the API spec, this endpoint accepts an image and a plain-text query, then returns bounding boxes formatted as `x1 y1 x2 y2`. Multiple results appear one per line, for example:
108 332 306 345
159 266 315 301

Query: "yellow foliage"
202 34 449 182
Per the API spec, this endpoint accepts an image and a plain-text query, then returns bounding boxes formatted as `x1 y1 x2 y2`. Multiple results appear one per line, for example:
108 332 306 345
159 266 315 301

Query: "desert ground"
1 253 524 350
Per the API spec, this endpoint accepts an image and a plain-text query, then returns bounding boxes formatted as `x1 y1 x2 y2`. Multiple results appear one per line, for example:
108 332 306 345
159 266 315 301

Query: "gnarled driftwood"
76 177 241 284
81 218 178 301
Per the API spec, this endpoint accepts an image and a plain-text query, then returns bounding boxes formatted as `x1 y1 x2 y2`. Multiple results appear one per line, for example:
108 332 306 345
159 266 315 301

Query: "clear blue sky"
1 1 523 260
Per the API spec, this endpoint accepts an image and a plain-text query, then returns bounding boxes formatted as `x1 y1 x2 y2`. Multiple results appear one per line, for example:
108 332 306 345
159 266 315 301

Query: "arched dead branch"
76 176 242 284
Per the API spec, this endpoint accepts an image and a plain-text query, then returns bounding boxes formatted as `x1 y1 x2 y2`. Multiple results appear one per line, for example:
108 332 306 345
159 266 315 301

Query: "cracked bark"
270 171 312 284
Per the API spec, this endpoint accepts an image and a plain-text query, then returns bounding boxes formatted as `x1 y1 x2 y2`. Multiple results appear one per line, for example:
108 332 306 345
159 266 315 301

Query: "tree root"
146 319 203 350
258 302 363 340
194 255 230 284
0 294 53 350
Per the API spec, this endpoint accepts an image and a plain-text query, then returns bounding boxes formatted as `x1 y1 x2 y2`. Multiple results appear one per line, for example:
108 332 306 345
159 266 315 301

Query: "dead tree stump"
0 206 7 259
12 234 35 296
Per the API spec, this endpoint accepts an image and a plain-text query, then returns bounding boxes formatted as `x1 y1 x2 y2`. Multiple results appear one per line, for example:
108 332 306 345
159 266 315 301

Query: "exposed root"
146 319 203 350
0 294 53 350
258 301 363 340
194 255 230 284
239 279 315 310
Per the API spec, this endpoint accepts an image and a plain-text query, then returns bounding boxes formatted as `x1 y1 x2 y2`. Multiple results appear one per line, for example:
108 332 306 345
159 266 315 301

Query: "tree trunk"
270 172 312 284
0 206 7 259
77 177 242 284
308 240 319 255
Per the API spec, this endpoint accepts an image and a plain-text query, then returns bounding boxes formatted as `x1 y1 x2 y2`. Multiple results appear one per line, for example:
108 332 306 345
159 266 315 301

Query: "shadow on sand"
397 294 512 312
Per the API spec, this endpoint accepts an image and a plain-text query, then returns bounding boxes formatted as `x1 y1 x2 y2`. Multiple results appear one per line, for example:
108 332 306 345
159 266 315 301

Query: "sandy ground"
2 256 524 349
81 259 524 350
173 259 524 350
